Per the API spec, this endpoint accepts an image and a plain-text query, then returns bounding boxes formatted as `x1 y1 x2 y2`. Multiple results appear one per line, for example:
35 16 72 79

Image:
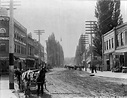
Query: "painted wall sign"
0 28 6 33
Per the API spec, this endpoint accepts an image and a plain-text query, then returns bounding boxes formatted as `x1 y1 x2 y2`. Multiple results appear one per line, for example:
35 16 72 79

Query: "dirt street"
45 68 127 98
17 68 127 98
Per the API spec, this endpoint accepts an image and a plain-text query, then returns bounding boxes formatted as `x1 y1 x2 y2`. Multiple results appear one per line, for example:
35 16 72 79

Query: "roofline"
103 22 127 37
14 18 27 33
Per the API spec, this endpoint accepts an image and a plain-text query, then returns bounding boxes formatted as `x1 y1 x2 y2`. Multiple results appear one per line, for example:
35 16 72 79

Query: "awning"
20 57 26 60
34 55 39 58
113 48 127 55
26 58 35 60
0 57 8 60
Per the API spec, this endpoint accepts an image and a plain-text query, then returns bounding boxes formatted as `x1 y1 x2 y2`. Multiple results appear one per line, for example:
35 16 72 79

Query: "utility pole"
34 30 45 65
85 21 96 73
9 0 14 89
1 0 20 89
81 34 89 71
1 0 21 89
2 0 21 89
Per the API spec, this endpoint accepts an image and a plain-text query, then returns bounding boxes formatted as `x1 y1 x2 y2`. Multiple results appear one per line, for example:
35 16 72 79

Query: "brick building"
0 11 45 73
102 22 127 72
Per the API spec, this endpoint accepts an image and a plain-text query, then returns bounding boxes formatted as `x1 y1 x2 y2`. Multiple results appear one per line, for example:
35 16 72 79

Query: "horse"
21 69 40 97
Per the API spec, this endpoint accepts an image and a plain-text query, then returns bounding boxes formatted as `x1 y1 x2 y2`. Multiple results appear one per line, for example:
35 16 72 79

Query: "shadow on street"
30 89 52 98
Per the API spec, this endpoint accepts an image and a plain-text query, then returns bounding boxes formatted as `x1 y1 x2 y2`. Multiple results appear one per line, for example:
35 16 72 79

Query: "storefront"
0 57 9 74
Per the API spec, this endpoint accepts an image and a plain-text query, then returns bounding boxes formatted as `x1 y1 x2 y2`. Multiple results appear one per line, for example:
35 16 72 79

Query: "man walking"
36 65 47 96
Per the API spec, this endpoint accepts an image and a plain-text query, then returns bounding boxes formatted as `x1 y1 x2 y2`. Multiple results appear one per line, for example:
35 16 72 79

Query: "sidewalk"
0 76 17 98
86 69 127 79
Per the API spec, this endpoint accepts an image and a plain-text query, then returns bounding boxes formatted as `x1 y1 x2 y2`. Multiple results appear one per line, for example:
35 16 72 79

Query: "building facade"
103 29 115 71
0 16 45 73
0 16 10 73
103 22 127 72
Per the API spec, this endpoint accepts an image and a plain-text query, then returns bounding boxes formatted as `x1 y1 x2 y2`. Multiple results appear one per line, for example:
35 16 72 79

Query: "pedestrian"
15 68 22 89
36 65 47 96
94 64 97 73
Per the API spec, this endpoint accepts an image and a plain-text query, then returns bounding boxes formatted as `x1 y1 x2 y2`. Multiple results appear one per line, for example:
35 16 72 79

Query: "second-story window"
104 42 106 50
0 43 6 52
107 41 108 50
109 39 111 49
14 44 16 53
116 34 119 47
121 32 124 46
112 38 113 48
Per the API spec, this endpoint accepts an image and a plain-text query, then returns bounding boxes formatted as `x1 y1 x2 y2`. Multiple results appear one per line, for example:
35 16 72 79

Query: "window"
24 47 26 54
30 47 32 55
0 43 6 52
109 39 111 49
21 46 25 54
17 45 20 53
19 45 21 54
116 34 119 47
14 33 16 38
14 44 16 53
112 38 113 48
107 41 108 50
104 42 106 50
121 32 124 46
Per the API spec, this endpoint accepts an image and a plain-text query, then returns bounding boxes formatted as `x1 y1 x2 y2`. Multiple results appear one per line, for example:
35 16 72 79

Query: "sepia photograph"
0 0 127 98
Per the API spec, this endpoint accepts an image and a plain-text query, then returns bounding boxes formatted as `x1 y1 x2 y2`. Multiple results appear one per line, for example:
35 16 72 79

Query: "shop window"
0 43 6 52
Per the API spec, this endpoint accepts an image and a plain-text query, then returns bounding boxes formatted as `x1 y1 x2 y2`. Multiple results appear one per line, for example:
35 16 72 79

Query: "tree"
93 0 123 57
74 35 85 65
95 0 123 34
93 23 102 57
46 33 64 67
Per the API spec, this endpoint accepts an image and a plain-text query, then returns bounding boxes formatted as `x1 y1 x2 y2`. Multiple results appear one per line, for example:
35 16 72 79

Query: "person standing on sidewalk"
94 64 97 73
15 68 22 89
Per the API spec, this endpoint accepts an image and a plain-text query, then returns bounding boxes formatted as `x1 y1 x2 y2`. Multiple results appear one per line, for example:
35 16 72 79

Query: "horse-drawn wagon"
21 69 40 98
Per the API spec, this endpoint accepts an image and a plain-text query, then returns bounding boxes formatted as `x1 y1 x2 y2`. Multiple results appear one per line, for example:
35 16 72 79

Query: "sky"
5 0 127 58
